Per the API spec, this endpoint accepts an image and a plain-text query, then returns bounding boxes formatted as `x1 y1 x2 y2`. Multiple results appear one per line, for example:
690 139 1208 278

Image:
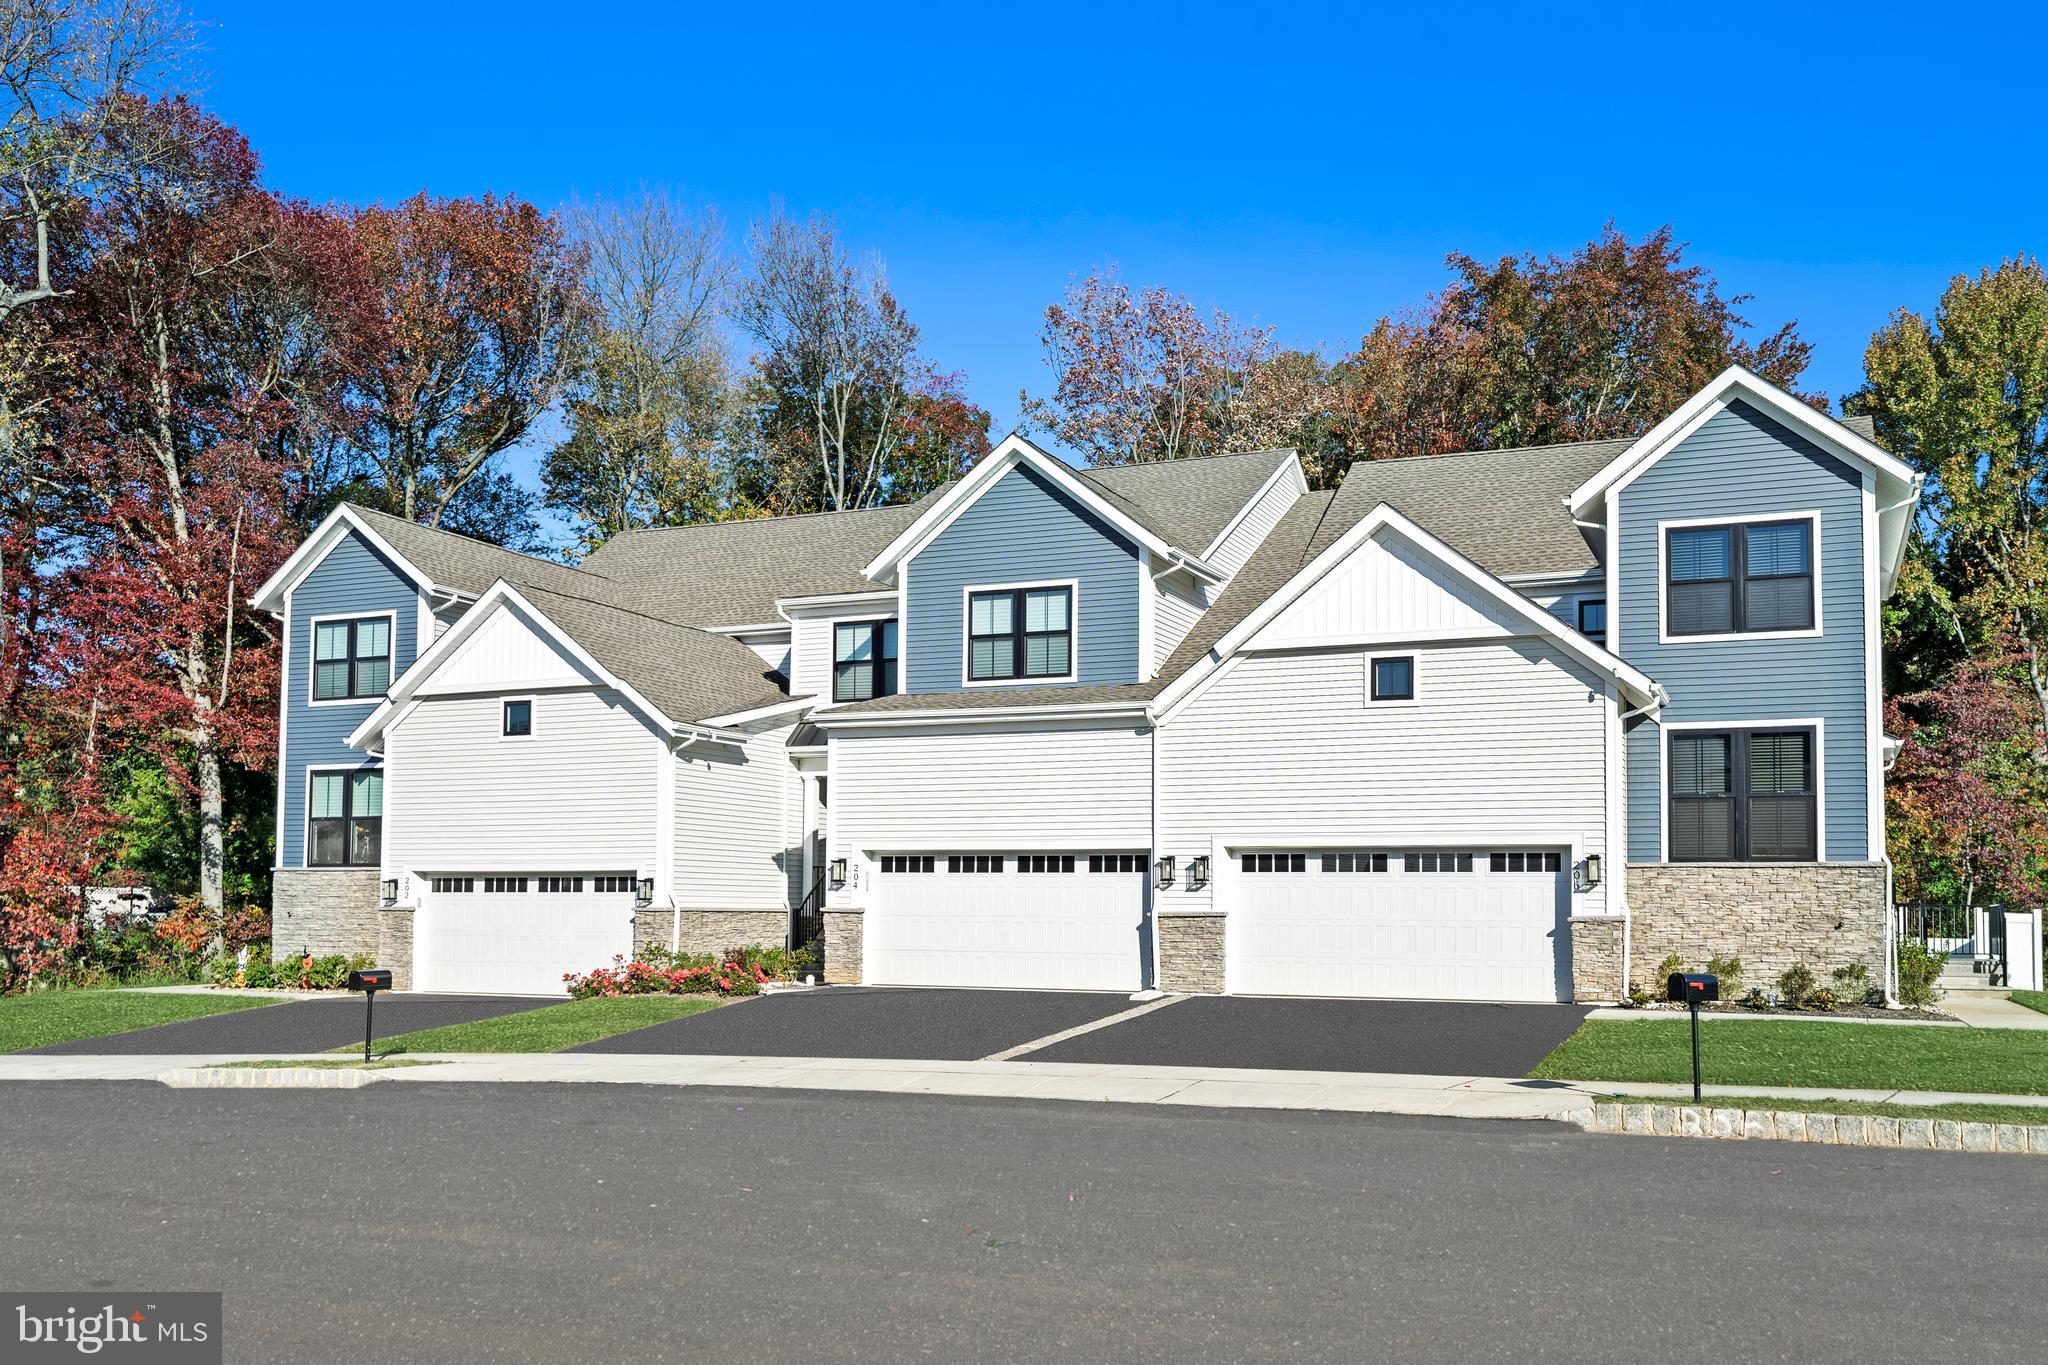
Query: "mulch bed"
1619 1002 1957 1023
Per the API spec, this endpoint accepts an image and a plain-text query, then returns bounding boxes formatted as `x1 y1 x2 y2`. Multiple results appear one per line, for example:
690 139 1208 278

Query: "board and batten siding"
1158 638 1612 916
1614 399 1869 861
673 720 799 910
380 686 659 882
902 463 1140 693
826 722 1152 906
280 530 422 868
1206 466 1300 577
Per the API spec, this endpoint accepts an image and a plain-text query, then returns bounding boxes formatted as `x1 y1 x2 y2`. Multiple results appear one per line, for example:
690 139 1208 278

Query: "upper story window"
308 767 381 867
967 584 1073 683
312 615 392 701
834 620 898 702
1577 599 1607 644
1665 519 1814 638
1668 727 1817 862
1368 655 1415 703
503 699 532 736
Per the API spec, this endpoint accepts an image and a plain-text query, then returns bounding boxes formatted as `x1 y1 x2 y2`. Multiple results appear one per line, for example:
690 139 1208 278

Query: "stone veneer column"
822 909 863 984
632 908 677 957
377 906 415 991
1568 917 1624 1002
1623 862 1888 992
1158 912 1226 993
271 868 382 959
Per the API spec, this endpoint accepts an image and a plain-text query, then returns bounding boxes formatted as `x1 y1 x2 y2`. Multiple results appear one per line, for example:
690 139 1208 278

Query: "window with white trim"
1668 727 1817 862
312 616 391 701
1369 655 1415 702
308 769 381 867
503 699 532 736
833 620 898 702
1667 520 1813 636
1577 599 1606 644
968 586 1072 681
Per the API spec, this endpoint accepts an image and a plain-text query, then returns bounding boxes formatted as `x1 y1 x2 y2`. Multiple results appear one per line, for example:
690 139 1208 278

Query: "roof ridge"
1347 434 1634 471
603 500 925 540
515 579 745 643
1077 447 1294 476
348 503 616 581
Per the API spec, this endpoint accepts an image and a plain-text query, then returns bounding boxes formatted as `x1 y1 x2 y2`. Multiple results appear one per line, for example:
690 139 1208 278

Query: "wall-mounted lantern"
1156 855 1176 888
829 858 849 887
1189 855 1210 888
1582 854 1603 888
379 879 398 906
635 878 655 906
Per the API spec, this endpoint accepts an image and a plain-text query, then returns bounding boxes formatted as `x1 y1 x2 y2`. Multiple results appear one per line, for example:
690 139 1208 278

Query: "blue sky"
194 0 2043 545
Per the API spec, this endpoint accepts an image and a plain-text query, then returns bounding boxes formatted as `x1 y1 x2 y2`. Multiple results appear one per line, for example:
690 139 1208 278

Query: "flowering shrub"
564 951 788 999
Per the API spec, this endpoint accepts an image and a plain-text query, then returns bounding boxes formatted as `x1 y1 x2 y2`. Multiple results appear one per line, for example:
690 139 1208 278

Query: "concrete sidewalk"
4 1050 2047 1120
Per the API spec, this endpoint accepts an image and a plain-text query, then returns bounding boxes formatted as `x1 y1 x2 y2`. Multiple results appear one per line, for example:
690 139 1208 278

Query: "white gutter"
812 701 1153 730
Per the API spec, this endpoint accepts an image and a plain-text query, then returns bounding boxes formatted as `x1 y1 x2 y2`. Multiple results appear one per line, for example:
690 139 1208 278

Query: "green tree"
1848 257 2048 753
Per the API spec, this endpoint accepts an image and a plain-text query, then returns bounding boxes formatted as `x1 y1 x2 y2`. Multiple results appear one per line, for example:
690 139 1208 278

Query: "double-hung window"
967 585 1072 682
833 620 898 702
312 616 392 701
1666 520 1814 637
308 768 382 867
1668 727 1817 862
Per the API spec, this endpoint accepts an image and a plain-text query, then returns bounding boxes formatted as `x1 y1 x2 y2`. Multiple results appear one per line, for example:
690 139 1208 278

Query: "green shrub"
1897 940 1945 1007
1705 954 1744 998
1832 962 1876 1006
1738 987 1770 1011
1776 962 1818 1008
1651 953 1686 986
1807 986 1839 1013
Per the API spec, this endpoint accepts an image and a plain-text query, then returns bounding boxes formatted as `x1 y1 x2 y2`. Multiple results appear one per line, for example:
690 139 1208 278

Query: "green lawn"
1531 1019 2048 1095
1603 1093 2048 1126
342 996 724 1055
0 990 278 1054
2010 990 2048 1017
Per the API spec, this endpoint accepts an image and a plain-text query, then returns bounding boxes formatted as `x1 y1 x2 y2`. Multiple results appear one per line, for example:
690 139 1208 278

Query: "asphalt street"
3 1081 2041 1363
27 994 554 1054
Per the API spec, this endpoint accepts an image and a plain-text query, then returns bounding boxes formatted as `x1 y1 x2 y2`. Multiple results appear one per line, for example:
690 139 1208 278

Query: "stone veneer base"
1158 913 1226 994
1625 862 1887 994
1569 917 1624 1003
823 909 863 984
672 909 789 956
377 906 414 990
272 869 381 960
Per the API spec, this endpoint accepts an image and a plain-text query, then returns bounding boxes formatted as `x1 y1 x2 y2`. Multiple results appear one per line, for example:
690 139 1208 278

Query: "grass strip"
2009 990 2048 1018
0 990 278 1054
1602 1093 2048 1126
1531 1019 2048 1095
338 995 724 1055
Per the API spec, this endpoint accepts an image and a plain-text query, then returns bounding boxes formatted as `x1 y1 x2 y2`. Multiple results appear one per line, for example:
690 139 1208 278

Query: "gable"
415 601 603 696
1249 526 1523 650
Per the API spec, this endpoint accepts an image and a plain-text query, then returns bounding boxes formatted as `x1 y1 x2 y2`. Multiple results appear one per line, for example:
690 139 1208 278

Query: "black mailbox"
1667 971 1718 1003
348 969 392 992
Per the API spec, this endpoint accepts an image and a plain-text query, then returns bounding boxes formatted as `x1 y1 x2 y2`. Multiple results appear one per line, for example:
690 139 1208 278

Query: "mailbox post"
347 969 392 1063
1666 972 1719 1102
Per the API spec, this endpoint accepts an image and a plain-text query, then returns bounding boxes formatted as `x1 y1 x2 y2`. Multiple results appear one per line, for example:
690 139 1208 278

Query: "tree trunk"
194 704 225 912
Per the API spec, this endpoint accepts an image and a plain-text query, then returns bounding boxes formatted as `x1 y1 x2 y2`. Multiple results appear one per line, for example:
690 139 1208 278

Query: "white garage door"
867 852 1146 992
1229 848 1569 1002
414 874 637 995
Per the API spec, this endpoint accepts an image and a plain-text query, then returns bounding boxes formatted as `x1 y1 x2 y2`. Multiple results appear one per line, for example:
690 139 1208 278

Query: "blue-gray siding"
278 531 421 867
903 463 1141 693
1618 400 1868 861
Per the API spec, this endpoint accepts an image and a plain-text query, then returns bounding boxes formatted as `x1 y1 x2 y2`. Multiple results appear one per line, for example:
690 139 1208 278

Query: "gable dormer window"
833 620 898 702
311 614 393 701
1665 517 1815 639
967 584 1074 683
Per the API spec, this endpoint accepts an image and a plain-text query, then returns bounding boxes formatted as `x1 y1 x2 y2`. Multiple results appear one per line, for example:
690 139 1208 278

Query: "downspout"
1145 705 1162 996
1614 683 1669 999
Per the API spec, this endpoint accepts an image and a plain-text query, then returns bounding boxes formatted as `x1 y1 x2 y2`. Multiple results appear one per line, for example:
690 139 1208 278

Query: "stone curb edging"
1572 1102 2048 1154
158 1067 381 1089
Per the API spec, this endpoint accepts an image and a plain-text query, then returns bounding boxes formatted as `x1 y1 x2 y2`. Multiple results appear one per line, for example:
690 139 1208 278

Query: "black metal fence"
1895 902 1973 944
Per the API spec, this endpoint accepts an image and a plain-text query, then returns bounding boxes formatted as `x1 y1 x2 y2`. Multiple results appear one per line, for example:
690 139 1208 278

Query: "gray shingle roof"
1309 439 1626 578
1075 448 1296 555
576 500 930 628
349 505 618 600
509 583 790 726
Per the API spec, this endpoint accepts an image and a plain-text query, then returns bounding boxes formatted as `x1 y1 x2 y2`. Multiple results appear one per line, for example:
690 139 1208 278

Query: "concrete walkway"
3 1051 2046 1119
1936 993 2048 1030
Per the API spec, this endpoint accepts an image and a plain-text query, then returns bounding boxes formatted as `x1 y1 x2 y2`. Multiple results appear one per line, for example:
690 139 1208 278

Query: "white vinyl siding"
381 686 659 882
1152 576 1208 673
673 719 799 910
789 605 896 703
1158 638 1610 917
828 722 1152 906
1206 466 1301 577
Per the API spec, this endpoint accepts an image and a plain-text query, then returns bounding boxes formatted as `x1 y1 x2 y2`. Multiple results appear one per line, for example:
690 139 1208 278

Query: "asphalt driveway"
28 994 558 1055
575 986 1138 1060
1020 996 1592 1076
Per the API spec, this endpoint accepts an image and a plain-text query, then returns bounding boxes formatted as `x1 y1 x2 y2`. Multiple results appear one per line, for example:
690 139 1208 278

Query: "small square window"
1578 599 1607 644
503 700 532 737
1370 656 1415 702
